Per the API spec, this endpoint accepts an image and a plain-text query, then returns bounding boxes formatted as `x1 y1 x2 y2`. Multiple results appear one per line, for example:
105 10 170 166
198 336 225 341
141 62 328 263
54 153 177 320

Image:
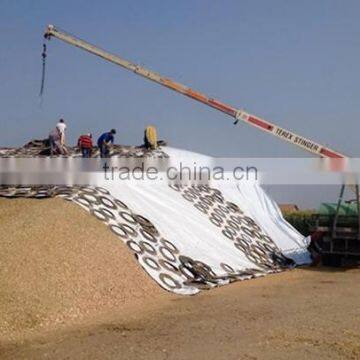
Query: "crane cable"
39 43 47 98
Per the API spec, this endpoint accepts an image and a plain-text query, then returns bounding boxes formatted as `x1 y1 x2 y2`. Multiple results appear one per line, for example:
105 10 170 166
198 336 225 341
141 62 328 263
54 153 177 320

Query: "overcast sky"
0 0 359 207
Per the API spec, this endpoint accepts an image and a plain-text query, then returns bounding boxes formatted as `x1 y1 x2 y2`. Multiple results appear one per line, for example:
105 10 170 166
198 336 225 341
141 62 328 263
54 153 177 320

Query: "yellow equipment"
144 126 158 150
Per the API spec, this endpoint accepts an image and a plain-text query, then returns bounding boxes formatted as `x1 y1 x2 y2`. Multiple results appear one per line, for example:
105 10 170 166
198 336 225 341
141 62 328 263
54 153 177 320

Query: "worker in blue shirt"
97 129 116 158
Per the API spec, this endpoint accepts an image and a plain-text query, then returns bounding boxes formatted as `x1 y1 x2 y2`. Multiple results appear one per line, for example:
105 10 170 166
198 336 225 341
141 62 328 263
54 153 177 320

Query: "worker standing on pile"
77 133 93 158
97 129 116 158
56 119 67 146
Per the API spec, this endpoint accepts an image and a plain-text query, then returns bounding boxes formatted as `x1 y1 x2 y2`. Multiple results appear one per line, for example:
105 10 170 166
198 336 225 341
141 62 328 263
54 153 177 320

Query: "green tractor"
311 185 360 267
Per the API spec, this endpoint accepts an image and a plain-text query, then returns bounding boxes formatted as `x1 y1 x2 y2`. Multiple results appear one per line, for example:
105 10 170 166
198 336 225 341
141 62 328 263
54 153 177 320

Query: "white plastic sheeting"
75 146 311 295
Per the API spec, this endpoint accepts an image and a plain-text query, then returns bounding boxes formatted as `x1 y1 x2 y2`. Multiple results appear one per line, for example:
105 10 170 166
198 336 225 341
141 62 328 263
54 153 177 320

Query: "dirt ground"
1 199 359 359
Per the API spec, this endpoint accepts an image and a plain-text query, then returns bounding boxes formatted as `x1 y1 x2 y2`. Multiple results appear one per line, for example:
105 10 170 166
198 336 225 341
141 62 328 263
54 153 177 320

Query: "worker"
77 133 93 158
56 118 67 146
48 127 65 155
144 125 158 150
97 129 116 158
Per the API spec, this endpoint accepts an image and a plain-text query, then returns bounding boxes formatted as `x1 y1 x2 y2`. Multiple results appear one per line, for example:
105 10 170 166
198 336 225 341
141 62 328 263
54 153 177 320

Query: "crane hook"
39 43 47 98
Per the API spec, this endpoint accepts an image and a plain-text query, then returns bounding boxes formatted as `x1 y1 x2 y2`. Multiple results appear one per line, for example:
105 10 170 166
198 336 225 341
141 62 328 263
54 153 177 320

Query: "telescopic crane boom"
44 24 346 160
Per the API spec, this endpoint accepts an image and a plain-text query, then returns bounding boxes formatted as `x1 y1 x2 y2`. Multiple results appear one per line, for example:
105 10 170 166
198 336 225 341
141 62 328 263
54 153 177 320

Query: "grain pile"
0 198 166 341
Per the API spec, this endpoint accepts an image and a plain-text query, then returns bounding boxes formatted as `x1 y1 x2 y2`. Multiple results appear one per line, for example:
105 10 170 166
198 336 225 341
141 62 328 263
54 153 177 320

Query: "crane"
42 25 360 265
43 24 346 160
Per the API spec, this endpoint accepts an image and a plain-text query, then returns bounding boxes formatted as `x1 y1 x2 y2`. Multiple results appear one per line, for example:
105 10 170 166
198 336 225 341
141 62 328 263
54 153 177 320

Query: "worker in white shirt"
56 118 67 146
